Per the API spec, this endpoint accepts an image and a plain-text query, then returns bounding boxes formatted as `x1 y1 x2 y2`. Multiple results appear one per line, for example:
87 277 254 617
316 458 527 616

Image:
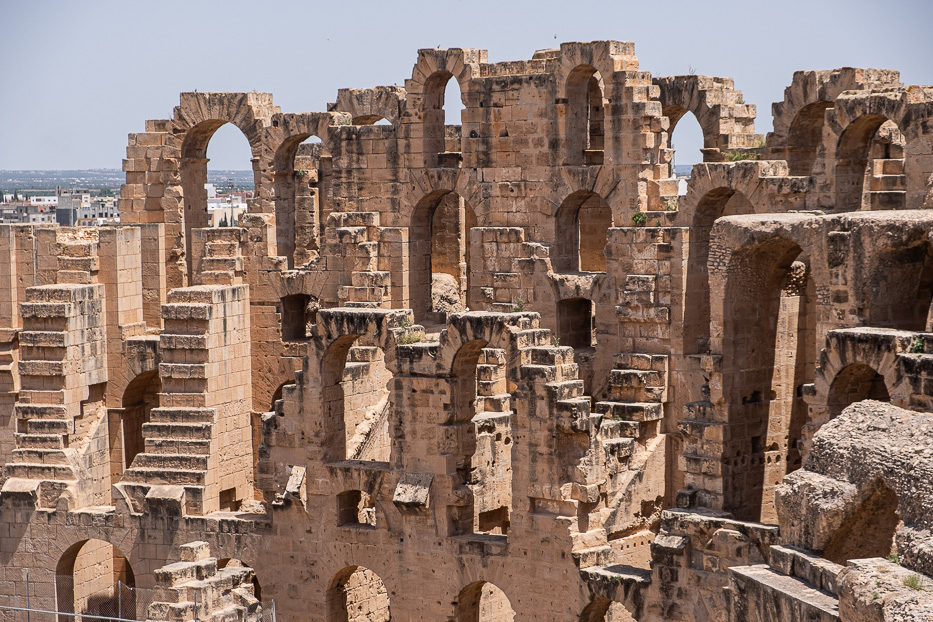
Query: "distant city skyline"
1 0 931 171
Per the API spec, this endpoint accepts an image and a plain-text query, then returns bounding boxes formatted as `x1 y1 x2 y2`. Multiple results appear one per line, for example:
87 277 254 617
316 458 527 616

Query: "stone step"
544 379 585 400
121 466 207 486
5 462 75 481
149 407 216 424
594 401 662 422
200 256 243 272
14 433 65 449
142 422 213 441
872 158 905 176
20 418 71 435
131 453 209 471
12 448 69 465
476 394 510 412
14 403 68 420
729 564 839 621
523 346 575 366
515 329 552 348
205 241 238 256
769 545 844 597
870 174 906 192
348 346 380 363
598 419 642 440
336 226 368 245
615 352 667 372
868 190 906 210
154 557 219 587
17 390 65 405
572 545 613 568
350 271 391 288
602 437 635 460
143 438 212 456
18 331 67 348
609 369 663 387
572 529 609 551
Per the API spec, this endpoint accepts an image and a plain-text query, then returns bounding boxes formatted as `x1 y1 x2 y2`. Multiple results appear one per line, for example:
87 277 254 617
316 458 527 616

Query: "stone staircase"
333 211 391 308
148 541 262 622
593 353 667 444
868 157 907 210
729 545 842 621
195 228 245 286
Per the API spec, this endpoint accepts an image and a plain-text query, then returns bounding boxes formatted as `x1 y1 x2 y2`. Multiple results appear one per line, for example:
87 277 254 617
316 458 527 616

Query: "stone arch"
654 75 752 158
333 86 405 127
580 596 635 621
326 565 390 622
828 363 891 419
835 114 904 211
679 171 763 355
866 239 933 331
56 539 136 622
553 190 612 273
823 478 900 565
409 188 479 323
267 112 342 267
309 309 410 462
405 48 483 169
784 101 834 176
217 558 263 601
174 94 272 282
719 235 809 520
117 370 161 474
453 580 515 622
564 65 606 166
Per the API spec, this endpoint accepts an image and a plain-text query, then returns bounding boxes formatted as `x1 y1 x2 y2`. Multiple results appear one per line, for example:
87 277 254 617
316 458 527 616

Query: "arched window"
326 566 390 622
454 581 515 622
273 134 330 268
566 66 604 165
836 116 905 211
423 72 464 167
554 191 611 273
337 490 376 527
785 101 833 176
667 109 704 195
57 540 136 622
828 364 890 419
115 370 160 477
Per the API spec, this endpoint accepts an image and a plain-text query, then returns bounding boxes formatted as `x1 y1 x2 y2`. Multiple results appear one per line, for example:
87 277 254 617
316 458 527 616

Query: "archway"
410 190 477 323
326 566 390 622
667 108 705 190
217 558 262 601
114 371 160 480
56 540 136 622
722 237 809 521
554 191 611 273
423 71 464 167
280 293 317 342
320 336 392 463
180 121 256 280
868 242 933 330
827 364 890 418
785 101 833 176
558 298 595 349
823 480 900 565
682 188 755 354
273 134 330 268
835 115 905 211
566 65 605 165
580 596 635 621
454 581 515 622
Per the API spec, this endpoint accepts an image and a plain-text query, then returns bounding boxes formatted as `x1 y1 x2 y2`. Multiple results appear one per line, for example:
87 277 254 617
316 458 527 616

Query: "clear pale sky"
1 0 931 171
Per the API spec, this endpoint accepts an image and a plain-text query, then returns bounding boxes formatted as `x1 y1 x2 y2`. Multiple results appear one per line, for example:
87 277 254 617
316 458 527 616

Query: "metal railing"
2 573 275 622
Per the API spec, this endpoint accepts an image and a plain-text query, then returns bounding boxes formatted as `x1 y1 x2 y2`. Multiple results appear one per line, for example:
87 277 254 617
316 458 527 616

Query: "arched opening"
181 121 255 281
665 107 705 195
723 238 809 521
112 371 160 483
270 378 294 412
868 242 933 330
352 116 391 126
828 364 890 418
580 596 635 622
682 188 755 354
558 298 595 349
337 490 377 528
823 480 900 565
217 558 262 601
454 581 515 622
57 540 136 622
836 115 905 211
273 134 330 268
326 566 390 622
566 66 605 166
423 71 464 168
447 339 513 536
554 190 611 273
280 294 317 342
321 336 392 463
786 101 833 176
410 190 477 324
760 258 816 522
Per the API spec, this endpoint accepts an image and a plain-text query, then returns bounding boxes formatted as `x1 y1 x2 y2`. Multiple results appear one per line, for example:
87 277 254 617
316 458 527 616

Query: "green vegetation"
903 574 925 590
511 298 525 313
631 210 647 226
909 336 924 354
722 149 761 162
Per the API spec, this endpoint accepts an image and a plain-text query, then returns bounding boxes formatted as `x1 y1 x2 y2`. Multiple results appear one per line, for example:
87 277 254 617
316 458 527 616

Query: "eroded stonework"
0 41 932 621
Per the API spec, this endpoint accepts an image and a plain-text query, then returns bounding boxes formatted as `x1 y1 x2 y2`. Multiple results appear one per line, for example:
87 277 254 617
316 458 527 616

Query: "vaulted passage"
57 540 136 622
454 581 515 622
836 116 906 211
326 566 390 622
554 190 612 273
828 364 890 418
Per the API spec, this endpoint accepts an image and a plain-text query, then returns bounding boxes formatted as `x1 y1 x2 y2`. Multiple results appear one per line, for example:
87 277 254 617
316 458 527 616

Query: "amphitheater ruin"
0 40 932 621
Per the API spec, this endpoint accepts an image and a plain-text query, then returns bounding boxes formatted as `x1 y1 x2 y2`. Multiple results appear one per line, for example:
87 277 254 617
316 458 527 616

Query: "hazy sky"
1 0 931 171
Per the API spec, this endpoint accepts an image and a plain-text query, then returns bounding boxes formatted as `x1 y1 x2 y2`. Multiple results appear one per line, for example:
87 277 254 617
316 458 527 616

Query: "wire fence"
1 573 276 622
